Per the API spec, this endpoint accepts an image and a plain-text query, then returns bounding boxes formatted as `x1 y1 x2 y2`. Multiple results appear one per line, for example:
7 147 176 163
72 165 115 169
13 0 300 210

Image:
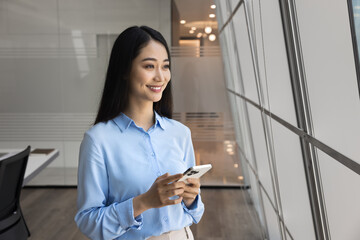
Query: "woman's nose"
154 68 165 82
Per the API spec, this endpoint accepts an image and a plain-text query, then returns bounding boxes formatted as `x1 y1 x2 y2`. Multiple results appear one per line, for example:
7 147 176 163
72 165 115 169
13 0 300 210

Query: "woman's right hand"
133 173 185 217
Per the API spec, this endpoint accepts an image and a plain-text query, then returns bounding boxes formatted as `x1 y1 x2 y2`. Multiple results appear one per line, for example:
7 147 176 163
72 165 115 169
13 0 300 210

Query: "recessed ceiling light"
180 20 186 24
191 27 196 31
205 26 212 34
211 4 216 9
209 14 216 18
196 33 203 38
209 34 216 41
189 30 195 34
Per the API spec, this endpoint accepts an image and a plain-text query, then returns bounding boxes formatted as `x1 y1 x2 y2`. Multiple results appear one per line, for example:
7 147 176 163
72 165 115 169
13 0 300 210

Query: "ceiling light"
238 176 244 180
209 14 216 18
204 26 212 34
209 34 216 41
234 164 239 168
191 27 196 30
211 4 216 9
196 32 203 38
189 30 194 34
180 20 186 24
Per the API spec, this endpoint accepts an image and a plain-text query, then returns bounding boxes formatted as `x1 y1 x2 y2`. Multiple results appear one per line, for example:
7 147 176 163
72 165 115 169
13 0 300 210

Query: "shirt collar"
113 111 166 132
154 111 166 130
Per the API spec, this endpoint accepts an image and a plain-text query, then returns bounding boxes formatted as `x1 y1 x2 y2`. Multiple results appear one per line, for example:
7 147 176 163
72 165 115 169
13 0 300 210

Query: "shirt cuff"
114 197 143 231
182 195 199 212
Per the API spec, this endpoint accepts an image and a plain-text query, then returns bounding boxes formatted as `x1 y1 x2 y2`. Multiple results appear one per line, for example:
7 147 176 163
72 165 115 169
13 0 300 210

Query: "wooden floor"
20 188 263 240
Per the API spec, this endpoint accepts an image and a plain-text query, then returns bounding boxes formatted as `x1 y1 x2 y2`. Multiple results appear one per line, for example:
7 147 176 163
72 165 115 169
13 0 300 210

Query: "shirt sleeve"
181 127 205 224
74 133 143 240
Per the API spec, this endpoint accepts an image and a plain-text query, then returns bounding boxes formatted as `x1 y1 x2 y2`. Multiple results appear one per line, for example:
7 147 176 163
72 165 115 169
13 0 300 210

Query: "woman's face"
128 39 171 104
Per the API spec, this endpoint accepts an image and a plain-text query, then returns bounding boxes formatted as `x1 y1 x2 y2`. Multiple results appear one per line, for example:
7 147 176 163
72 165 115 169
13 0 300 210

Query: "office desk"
0 148 59 185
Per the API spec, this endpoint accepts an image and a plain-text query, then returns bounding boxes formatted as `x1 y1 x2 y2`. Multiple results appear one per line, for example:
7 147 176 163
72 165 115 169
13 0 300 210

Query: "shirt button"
151 152 155 156
163 217 168 222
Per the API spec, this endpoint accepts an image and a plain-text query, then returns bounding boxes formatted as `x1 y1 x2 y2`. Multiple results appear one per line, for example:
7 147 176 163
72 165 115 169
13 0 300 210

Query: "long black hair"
94 26 173 125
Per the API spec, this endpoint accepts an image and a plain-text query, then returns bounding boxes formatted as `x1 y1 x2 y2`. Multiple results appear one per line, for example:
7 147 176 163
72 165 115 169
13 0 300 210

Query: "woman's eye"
163 64 170 69
145 64 154 69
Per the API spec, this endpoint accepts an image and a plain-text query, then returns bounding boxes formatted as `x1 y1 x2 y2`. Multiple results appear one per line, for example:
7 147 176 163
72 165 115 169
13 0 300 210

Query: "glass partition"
348 0 360 97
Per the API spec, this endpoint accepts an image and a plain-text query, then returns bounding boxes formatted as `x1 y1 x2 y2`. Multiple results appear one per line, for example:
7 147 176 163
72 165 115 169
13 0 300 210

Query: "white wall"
0 0 171 182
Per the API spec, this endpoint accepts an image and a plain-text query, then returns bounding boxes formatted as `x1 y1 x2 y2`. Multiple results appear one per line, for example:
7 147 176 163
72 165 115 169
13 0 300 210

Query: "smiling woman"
126 40 172 116
74 26 204 240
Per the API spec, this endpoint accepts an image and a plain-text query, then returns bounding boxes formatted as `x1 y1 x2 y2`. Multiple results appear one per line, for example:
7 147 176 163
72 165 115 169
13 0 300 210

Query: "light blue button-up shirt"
74 112 205 240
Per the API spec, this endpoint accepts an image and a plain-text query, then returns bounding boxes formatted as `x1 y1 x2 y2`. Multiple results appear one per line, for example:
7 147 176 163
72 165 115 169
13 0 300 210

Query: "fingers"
156 172 170 181
158 173 184 185
164 188 185 198
182 178 200 200
163 181 186 191
183 187 199 197
182 191 198 199
186 178 201 187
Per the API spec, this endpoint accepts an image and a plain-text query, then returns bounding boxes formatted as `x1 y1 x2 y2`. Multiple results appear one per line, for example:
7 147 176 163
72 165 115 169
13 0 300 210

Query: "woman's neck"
123 101 155 132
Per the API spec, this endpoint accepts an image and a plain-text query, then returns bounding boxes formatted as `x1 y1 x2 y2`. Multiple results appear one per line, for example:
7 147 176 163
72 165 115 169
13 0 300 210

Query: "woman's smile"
147 85 163 93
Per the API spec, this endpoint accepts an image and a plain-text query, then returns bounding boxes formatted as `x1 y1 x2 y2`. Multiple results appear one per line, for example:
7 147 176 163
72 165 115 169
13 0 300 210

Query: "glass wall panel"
295 0 360 162
224 25 243 94
229 0 241 13
262 188 281 240
235 97 256 171
251 0 298 126
271 120 316 240
228 94 244 154
232 5 259 104
218 0 231 25
219 30 235 90
349 0 360 97
215 0 224 30
317 150 360 240
246 103 275 203
247 168 266 237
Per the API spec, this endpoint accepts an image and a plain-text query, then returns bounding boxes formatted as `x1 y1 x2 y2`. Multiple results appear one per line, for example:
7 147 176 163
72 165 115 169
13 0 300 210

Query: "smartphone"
177 164 212 183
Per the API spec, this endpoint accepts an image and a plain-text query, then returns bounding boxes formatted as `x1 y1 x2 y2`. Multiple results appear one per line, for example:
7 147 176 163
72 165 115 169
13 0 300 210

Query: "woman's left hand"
182 178 201 208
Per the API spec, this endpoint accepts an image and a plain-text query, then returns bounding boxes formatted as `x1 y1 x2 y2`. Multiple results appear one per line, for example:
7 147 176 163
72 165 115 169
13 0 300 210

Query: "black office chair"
0 146 31 240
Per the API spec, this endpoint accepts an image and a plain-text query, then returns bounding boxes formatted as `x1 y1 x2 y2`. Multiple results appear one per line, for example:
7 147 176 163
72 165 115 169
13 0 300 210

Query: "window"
348 0 360 97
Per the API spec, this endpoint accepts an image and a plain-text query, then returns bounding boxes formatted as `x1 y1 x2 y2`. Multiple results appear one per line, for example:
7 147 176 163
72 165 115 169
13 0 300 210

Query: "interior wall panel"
317 150 360 240
295 0 360 163
224 25 243 94
262 188 281 240
251 0 298 127
246 103 275 204
235 97 255 170
271 120 316 240
232 5 259 104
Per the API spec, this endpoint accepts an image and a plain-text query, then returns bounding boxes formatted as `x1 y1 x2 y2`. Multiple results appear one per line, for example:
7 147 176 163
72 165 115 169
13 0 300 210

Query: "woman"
74 26 204 240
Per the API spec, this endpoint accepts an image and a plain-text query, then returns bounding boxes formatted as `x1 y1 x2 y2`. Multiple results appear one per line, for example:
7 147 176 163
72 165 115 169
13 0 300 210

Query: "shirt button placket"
147 134 161 177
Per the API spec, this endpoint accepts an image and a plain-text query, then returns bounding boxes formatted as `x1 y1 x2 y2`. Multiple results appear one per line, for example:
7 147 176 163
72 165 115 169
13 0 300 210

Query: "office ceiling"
174 0 217 38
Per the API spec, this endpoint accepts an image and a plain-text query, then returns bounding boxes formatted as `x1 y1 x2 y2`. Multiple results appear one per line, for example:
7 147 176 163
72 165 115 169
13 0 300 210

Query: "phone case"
178 164 212 183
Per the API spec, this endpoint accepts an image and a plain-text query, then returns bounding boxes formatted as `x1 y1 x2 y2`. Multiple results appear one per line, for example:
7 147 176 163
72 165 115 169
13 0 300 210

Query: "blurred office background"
1 0 360 239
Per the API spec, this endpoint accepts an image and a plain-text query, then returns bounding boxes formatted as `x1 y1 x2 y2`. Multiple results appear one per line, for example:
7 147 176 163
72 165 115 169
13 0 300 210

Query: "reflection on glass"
349 0 360 96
